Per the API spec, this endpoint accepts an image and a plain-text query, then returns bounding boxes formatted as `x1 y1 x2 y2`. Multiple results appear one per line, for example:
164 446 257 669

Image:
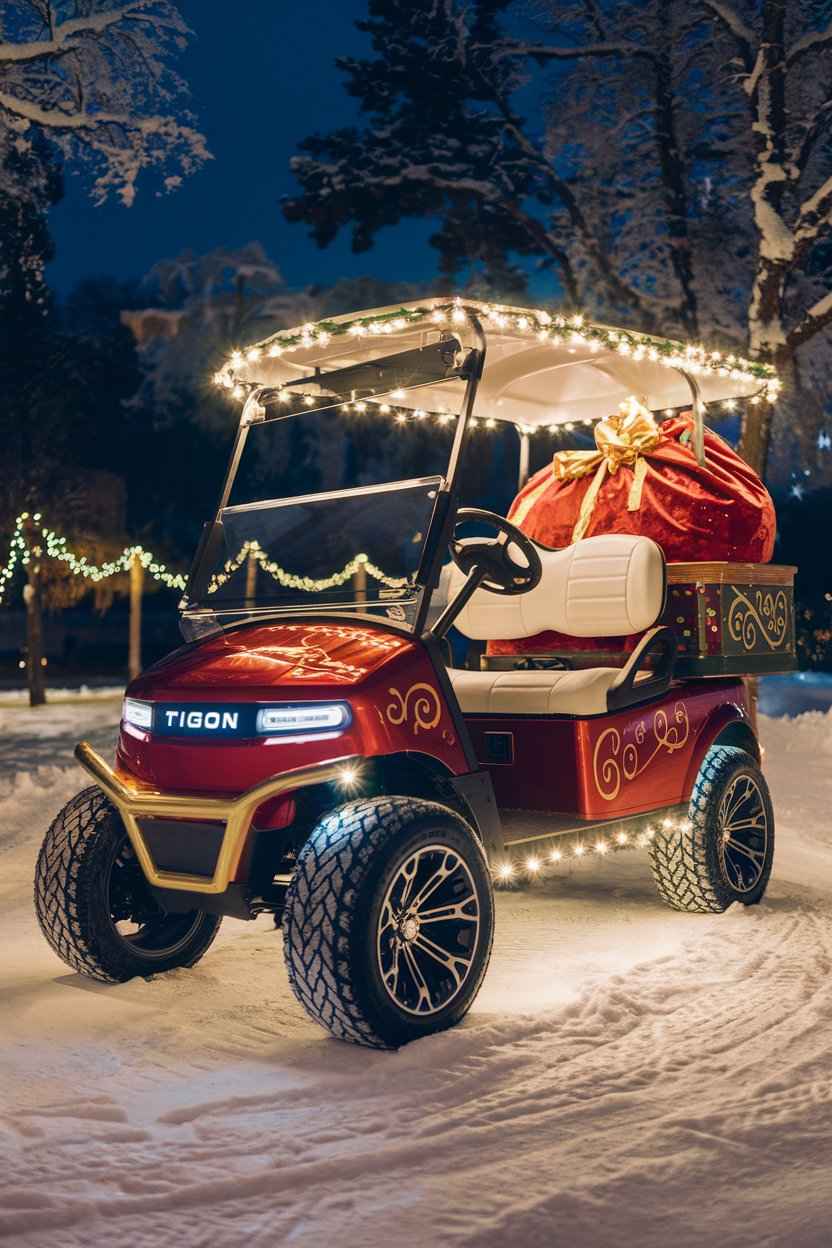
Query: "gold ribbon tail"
571 461 608 542
627 456 649 512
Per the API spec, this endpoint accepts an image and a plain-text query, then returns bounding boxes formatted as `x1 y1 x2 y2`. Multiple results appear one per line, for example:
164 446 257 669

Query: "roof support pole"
678 370 706 466
517 429 531 489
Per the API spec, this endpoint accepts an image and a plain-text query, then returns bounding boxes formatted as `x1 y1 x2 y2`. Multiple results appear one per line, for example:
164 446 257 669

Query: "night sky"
47 1 438 296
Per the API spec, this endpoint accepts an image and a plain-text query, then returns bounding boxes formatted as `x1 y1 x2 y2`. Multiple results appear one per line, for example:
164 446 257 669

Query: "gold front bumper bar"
74 741 361 896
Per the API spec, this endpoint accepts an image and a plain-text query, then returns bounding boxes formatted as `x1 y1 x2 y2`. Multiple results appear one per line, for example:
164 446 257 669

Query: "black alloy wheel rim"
716 773 769 893
108 837 203 958
376 843 481 1017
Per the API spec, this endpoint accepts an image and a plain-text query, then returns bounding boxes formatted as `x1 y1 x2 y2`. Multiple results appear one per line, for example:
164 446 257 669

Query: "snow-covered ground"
2 698 832 1246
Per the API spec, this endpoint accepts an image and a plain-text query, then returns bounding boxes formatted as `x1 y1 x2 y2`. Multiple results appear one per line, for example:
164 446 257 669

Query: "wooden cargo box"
663 562 796 676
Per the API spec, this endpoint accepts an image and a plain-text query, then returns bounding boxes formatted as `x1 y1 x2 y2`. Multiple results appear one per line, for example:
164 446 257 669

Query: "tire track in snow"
3 890 832 1248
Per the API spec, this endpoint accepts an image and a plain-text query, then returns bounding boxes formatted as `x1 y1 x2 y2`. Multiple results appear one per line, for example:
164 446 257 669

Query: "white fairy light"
218 302 777 395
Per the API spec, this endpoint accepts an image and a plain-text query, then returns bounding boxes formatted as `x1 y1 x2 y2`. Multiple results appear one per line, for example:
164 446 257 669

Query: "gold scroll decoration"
592 701 691 802
386 683 442 736
726 588 789 652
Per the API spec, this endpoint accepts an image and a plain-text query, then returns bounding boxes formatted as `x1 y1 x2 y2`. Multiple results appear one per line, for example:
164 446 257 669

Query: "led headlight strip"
122 698 352 738
255 703 351 734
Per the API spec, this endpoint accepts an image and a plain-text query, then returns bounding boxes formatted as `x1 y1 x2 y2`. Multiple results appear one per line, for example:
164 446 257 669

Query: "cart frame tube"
74 741 361 896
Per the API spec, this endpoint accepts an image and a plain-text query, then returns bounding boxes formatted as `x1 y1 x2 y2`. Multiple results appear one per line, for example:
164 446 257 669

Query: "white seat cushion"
450 533 665 641
448 666 622 717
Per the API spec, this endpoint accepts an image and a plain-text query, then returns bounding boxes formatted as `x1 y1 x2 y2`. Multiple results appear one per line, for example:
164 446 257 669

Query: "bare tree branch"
498 40 655 63
787 20 832 66
0 3 162 63
701 0 755 69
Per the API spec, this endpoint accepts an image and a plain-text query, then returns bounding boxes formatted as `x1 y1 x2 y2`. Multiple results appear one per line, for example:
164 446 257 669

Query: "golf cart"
35 298 795 1050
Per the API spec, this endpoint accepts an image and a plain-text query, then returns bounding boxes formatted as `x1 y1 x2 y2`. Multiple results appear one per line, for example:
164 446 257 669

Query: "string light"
206 540 410 595
212 299 781 403
493 816 693 884
0 513 29 606
243 388 602 439
1 518 411 606
0 514 186 606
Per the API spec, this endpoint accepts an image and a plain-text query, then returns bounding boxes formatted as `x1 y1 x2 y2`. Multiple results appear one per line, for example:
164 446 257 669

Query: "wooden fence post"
245 549 258 606
23 522 46 706
352 563 367 603
129 552 144 680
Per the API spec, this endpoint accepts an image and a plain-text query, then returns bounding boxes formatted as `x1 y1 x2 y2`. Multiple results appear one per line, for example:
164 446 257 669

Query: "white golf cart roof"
217 296 780 429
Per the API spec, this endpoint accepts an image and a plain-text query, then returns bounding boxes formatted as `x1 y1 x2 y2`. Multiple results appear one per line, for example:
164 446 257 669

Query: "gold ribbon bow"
548 396 663 542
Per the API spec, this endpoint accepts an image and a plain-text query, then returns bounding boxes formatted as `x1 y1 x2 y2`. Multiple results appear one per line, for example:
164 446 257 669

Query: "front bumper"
74 741 359 896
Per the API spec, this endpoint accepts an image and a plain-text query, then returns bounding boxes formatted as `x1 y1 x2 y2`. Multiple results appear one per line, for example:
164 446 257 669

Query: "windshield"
189 476 441 623
181 339 494 635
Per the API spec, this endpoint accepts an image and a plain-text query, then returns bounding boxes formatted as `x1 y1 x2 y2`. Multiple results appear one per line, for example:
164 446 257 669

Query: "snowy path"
1 704 832 1246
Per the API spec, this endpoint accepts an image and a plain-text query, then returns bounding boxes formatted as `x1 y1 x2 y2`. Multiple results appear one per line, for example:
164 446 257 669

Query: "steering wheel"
450 508 542 596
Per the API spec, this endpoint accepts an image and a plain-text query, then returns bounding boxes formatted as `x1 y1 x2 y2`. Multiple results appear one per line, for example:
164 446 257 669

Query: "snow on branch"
497 40 655 63
0 3 161 63
794 175 832 255
788 289 832 351
0 0 209 206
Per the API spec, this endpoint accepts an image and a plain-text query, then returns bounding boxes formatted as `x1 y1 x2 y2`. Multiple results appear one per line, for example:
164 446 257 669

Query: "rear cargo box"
664 562 796 676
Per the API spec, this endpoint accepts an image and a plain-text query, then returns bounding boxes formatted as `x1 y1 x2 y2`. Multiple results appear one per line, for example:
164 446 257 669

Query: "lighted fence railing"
0 514 409 607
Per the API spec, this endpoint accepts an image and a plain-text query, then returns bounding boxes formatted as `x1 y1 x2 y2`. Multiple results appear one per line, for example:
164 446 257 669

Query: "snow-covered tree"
284 0 832 476
0 128 60 316
0 0 209 208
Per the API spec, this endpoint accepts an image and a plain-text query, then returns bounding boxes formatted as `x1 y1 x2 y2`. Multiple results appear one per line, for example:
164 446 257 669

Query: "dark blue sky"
47 1 438 295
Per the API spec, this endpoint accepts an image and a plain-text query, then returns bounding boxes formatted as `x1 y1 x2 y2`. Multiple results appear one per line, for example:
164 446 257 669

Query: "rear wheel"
283 796 495 1049
35 786 222 982
649 746 774 913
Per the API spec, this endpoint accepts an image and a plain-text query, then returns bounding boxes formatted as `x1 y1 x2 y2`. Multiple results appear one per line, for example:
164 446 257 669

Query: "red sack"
488 403 776 660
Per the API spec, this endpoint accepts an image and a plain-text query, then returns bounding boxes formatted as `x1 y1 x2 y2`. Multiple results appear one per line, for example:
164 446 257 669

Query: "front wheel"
649 745 774 913
35 786 222 982
283 797 495 1049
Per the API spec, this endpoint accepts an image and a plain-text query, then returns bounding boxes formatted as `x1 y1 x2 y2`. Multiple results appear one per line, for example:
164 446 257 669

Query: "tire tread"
283 796 491 1049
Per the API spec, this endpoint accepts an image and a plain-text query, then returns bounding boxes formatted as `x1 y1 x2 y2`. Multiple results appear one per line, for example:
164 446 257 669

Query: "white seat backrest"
449 533 665 641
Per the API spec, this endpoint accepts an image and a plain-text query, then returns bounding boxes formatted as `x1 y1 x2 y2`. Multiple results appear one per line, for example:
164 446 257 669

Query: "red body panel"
118 620 469 793
464 679 751 820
